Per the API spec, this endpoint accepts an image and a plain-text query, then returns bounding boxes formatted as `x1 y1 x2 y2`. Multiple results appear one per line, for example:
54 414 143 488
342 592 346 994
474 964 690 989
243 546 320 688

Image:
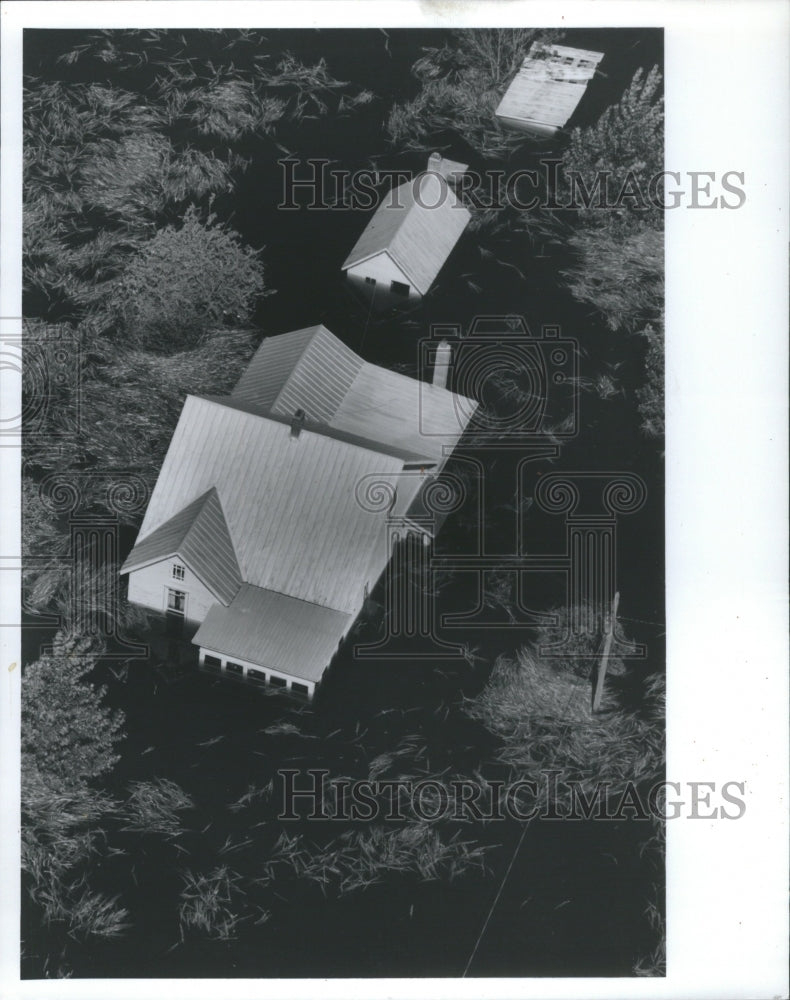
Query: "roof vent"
290 408 306 439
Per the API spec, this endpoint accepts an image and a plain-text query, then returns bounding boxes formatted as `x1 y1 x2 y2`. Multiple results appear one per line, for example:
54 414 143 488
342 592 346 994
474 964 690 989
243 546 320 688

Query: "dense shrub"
111 208 266 350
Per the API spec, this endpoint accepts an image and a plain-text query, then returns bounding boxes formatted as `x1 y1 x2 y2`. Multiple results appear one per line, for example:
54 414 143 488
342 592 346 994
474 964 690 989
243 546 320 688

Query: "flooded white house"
495 43 604 138
121 324 477 698
342 153 471 307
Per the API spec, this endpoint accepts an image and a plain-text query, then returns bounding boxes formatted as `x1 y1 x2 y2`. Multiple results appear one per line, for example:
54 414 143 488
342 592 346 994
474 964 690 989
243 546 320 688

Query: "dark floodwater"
22 26 664 979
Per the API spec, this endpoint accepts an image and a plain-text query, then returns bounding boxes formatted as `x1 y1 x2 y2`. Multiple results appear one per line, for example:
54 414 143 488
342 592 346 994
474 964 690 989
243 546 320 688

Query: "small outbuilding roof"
193 584 352 682
495 43 604 131
342 170 471 296
120 487 241 605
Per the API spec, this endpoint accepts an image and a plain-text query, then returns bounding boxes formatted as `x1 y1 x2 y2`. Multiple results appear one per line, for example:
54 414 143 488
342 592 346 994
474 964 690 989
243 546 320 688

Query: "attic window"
172 562 185 580
390 280 410 297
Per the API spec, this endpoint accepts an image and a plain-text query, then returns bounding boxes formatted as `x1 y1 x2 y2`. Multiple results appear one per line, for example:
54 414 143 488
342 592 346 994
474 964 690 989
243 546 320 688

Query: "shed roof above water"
193 584 352 682
495 43 604 130
341 172 471 295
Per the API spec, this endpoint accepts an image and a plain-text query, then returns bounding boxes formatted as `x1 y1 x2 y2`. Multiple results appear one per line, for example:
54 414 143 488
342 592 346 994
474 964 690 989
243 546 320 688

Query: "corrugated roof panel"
200 394 434 465
193 584 352 682
331 363 477 468
342 173 470 295
121 491 212 572
272 325 363 424
389 174 471 295
224 326 478 468
138 395 407 615
231 325 319 408
496 43 603 129
496 78 588 130
178 490 243 605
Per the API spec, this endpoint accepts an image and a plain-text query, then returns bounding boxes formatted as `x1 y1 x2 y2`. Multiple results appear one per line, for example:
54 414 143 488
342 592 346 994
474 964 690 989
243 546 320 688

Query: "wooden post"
592 591 619 713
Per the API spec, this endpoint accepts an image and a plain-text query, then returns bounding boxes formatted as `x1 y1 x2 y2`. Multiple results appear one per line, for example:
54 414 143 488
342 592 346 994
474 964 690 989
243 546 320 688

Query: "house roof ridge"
194 393 435 466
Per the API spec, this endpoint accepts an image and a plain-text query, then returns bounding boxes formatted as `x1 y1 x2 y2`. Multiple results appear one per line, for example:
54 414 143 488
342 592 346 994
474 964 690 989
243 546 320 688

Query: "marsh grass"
466 643 664 809
263 823 488 895
123 778 194 838
262 720 304 737
65 887 130 940
228 780 274 813
179 866 245 941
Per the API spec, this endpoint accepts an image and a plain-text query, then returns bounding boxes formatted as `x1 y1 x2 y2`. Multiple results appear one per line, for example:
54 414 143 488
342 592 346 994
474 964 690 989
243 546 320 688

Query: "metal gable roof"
120 487 242 605
201 394 435 466
229 325 478 468
232 325 363 422
342 173 471 295
135 394 408 615
193 584 352 682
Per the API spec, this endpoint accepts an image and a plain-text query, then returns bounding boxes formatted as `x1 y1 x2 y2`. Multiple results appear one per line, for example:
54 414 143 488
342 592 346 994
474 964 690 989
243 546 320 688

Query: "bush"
22 633 125 788
112 207 266 350
21 634 127 943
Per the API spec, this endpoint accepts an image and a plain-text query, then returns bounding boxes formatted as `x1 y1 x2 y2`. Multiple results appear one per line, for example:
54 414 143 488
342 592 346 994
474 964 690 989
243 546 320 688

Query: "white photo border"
1 2 787 998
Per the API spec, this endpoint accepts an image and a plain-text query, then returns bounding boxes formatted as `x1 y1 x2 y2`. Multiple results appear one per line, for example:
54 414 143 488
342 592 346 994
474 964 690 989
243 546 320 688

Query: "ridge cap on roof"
193 393 435 466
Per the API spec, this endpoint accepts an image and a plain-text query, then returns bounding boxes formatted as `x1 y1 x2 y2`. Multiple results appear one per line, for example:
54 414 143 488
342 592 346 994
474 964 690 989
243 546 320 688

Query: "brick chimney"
433 340 451 390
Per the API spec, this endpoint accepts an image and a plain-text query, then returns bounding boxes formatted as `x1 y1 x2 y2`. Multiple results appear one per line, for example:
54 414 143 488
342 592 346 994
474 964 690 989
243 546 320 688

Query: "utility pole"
593 591 620 713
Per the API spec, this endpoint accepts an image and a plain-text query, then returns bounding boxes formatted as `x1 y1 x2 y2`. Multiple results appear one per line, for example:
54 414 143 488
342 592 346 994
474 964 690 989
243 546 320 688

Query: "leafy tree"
111 207 266 350
22 634 128 944
561 65 664 229
22 633 125 786
558 67 665 437
24 30 371 327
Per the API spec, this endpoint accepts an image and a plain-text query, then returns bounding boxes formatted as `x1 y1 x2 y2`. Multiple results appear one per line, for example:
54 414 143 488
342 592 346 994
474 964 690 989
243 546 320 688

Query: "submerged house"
121 325 477 699
342 153 471 307
495 43 604 138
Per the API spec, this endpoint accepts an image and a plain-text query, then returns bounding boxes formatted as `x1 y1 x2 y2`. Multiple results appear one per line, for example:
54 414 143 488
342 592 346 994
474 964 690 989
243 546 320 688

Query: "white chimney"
427 152 468 186
433 340 451 389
